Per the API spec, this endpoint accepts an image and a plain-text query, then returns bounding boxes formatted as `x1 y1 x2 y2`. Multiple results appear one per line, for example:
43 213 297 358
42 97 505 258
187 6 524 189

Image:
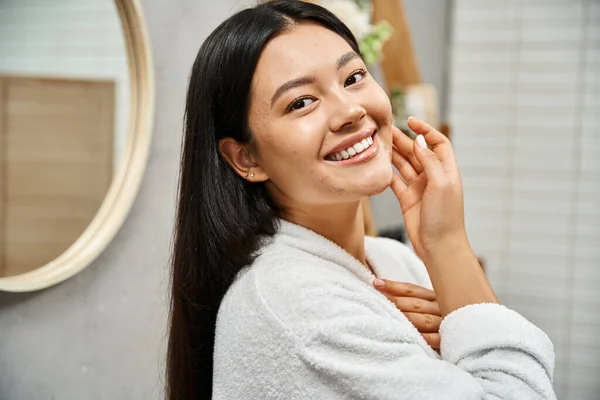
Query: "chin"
365 168 393 196
321 143 393 199
366 144 394 193
355 161 393 197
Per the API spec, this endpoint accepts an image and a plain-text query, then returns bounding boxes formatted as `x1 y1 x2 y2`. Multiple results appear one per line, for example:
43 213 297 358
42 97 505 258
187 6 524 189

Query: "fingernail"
407 116 416 122
416 134 427 149
373 278 385 287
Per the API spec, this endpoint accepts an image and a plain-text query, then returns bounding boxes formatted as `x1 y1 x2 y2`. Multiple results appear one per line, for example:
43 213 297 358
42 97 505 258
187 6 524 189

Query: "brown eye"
345 70 366 87
288 97 314 112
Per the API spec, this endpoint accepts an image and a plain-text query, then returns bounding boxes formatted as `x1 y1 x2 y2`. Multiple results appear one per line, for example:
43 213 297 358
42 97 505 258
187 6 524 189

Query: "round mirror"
0 0 154 292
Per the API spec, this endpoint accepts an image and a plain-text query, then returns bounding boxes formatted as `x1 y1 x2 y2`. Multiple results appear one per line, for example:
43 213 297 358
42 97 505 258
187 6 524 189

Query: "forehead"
252 23 354 92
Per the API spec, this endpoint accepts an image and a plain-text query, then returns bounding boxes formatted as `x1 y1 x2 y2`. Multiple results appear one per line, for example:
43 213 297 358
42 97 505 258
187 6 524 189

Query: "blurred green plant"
352 0 370 11
359 20 392 66
318 0 393 66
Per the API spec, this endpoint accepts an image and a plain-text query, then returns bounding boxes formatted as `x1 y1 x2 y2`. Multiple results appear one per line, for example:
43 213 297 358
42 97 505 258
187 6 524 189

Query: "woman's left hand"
373 278 442 350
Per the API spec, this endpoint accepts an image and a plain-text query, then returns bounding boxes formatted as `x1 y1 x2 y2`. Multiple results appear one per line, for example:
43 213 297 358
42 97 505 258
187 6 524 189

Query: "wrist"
420 232 470 261
421 237 475 269
420 242 498 316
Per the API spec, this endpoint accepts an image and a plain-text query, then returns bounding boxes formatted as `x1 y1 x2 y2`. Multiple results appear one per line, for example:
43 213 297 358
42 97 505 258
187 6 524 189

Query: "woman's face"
248 22 394 207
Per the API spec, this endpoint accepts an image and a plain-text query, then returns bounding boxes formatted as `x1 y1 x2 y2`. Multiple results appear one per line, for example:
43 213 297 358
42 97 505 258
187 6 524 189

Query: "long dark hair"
167 1 360 398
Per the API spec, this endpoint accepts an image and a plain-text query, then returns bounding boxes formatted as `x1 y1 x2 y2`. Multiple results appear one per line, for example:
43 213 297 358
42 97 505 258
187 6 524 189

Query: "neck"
284 200 368 266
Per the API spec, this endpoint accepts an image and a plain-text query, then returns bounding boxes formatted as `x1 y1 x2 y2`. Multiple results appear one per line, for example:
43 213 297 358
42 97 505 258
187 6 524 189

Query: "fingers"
412 134 448 186
403 312 442 334
391 150 418 184
392 127 423 173
373 279 436 301
421 333 441 350
407 117 459 172
373 278 442 349
407 117 451 156
389 171 408 197
389 170 429 214
385 295 441 316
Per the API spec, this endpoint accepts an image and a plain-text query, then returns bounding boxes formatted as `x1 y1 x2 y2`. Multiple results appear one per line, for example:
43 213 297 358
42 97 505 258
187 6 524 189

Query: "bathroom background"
0 0 597 399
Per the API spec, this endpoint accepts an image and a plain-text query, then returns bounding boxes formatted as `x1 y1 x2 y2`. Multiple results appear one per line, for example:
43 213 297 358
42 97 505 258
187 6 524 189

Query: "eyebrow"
270 76 316 107
270 51 362 107
336 51 361 69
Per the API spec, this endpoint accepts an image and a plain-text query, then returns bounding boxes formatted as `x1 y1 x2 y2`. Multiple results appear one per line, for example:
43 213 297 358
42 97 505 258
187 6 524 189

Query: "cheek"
273 122 318 160
255 121 322 177
365 85 394 148
369 85 394 124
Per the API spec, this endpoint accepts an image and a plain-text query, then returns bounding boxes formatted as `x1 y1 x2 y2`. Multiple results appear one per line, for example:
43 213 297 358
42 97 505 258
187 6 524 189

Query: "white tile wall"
0 0 129 170
450 0 600 398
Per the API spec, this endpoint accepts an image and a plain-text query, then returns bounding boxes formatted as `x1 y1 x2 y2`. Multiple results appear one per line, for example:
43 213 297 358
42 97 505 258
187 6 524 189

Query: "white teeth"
328 134 375 162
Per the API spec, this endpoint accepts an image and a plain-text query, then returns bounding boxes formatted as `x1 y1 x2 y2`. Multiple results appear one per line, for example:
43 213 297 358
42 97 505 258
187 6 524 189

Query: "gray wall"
404 0 451 122
0 1 449 398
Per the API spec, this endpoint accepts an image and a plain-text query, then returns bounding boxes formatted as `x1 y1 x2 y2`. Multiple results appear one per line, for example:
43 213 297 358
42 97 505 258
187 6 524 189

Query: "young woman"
167 1 556 399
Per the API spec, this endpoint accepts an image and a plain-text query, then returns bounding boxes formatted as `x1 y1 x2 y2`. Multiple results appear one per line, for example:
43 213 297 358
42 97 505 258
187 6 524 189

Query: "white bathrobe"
212 220 556 399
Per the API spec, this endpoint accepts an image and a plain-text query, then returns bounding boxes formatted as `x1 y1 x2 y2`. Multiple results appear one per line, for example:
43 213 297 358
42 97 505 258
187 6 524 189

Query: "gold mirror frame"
0 0 155 292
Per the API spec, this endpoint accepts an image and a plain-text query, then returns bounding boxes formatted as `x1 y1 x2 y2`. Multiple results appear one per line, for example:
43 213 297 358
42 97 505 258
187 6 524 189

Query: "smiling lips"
326 136 374 161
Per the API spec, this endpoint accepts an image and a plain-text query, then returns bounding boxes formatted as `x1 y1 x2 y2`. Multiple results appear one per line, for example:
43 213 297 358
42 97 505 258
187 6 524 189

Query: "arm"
290 280 555 400
424 242 497 318
336 117 555 398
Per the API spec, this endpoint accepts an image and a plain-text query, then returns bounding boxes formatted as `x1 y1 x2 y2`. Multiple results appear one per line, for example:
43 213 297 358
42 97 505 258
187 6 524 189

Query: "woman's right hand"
389 117 468 262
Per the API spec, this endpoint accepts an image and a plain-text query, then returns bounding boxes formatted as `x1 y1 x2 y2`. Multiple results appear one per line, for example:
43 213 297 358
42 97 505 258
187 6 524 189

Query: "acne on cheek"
315 171 345 193
327 182 345 193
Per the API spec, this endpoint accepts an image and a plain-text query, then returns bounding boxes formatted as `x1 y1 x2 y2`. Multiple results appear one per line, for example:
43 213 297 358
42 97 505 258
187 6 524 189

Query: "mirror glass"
0 0 129 277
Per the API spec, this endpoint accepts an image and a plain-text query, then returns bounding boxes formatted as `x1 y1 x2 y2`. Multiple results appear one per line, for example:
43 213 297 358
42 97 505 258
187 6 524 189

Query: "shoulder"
226 239 402 329
221 239 360 309
251 240 372 303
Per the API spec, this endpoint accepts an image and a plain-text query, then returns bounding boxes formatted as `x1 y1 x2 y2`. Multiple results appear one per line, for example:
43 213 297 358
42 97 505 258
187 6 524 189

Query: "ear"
218 138 269 182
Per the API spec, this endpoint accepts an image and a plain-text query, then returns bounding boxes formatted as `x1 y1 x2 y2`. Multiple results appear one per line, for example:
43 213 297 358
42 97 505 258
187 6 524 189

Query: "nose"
329 93 366 132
